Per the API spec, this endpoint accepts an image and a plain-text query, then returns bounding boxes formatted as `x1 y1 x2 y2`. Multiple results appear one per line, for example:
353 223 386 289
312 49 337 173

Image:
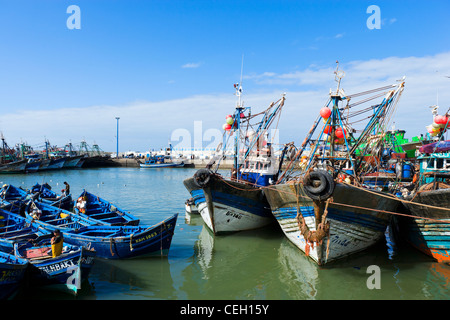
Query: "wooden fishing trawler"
263 67 405 265
398 114 450 262
183 82 286 234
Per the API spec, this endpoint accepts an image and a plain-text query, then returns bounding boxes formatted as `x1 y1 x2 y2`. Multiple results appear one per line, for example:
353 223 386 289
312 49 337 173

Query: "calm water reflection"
6 167 450 300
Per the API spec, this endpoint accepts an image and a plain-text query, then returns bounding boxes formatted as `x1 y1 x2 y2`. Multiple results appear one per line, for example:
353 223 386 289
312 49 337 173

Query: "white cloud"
181 62 201 69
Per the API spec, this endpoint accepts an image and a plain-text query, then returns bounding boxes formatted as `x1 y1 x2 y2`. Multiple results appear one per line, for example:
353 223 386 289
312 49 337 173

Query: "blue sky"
0 0 449 152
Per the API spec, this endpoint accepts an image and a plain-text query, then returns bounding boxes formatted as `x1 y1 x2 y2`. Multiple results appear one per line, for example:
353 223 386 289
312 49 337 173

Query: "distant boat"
62 155 84 168
0 160 27 174
25 201 178 259
140 154 184 168
25 159 42 173
184 197 199 214
74 190 140 226
46 157 66 170
0 250 29 300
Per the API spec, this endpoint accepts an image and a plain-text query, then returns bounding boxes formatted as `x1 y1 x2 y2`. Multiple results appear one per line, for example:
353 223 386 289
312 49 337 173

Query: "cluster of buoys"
426 114 449 137
320 107 348 144
222 114 235 131
222 112 246 132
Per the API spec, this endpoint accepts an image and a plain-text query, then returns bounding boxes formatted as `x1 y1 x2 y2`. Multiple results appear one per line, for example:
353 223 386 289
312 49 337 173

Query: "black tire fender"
303 171 327 194
303 170 335 201
193 169 213 188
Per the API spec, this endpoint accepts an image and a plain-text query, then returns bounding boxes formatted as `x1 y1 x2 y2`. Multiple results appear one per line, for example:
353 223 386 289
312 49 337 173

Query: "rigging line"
346 84 397 99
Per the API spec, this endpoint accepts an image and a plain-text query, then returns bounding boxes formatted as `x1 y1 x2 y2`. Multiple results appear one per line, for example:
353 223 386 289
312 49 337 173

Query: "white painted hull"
266 182 398 265
275 213 385 265
197 201 273 234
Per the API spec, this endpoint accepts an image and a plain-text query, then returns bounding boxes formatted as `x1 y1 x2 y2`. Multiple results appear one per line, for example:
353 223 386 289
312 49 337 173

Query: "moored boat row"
0 182 179 299
183 68 450 266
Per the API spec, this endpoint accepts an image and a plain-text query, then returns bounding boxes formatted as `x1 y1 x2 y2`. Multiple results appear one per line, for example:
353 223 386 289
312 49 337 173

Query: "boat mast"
233 56 245 180
234 81 243 180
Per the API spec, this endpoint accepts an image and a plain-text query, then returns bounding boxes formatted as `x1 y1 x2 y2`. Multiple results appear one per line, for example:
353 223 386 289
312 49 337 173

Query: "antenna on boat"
334 60 345 96
235 54 244 108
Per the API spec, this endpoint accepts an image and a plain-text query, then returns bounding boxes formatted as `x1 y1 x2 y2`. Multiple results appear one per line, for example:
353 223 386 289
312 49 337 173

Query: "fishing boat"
183 82 286 234
140 154 185 168
0 160 27 174
0 135 27 173
25 159 42 172
0 184 32 214
13 235 96 295
25 201 178 259
399 130 450 262
74 190 140 226
62 155 84 168
0 250 29 300
263 66 405 265
185 197 199 214
31 183 73 210
0 208 50 253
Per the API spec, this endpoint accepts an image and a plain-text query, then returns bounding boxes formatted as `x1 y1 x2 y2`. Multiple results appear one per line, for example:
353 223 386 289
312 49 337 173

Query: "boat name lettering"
331 236 350 247
225 211 242 219
134 232 158 243
40 259 76 274
0 269 23 283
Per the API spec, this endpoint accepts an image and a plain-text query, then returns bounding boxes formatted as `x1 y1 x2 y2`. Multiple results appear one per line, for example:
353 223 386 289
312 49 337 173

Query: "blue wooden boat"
25 201 178 259
0 250 29 300
31 183 73 210
74 190 140 226
13 236 96 295
400 143 450 262
0 184 32 214
140 154 184 168
0 207 51 253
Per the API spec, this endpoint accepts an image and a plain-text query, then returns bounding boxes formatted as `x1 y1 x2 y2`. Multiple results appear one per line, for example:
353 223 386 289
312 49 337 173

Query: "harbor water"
5 167 450 300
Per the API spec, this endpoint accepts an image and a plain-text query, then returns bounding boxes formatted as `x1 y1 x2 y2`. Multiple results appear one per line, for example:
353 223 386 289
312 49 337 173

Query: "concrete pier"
110 158 234 169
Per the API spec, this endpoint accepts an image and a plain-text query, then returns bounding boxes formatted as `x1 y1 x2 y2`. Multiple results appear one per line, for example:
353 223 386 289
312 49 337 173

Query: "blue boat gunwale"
75 189 140 226
25 200 178 244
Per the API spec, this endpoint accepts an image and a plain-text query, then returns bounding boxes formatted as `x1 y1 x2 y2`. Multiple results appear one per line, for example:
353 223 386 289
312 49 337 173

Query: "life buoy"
193 169 214 188
303 170 335 201
412 173 418 184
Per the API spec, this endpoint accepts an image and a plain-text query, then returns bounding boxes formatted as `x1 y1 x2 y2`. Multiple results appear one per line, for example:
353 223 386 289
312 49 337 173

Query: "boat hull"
401 188 450 262
183 175 274 234
140 162 184 168
0 252 28 300
264 182 399 265
0 160 28 174
23 246 96 295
